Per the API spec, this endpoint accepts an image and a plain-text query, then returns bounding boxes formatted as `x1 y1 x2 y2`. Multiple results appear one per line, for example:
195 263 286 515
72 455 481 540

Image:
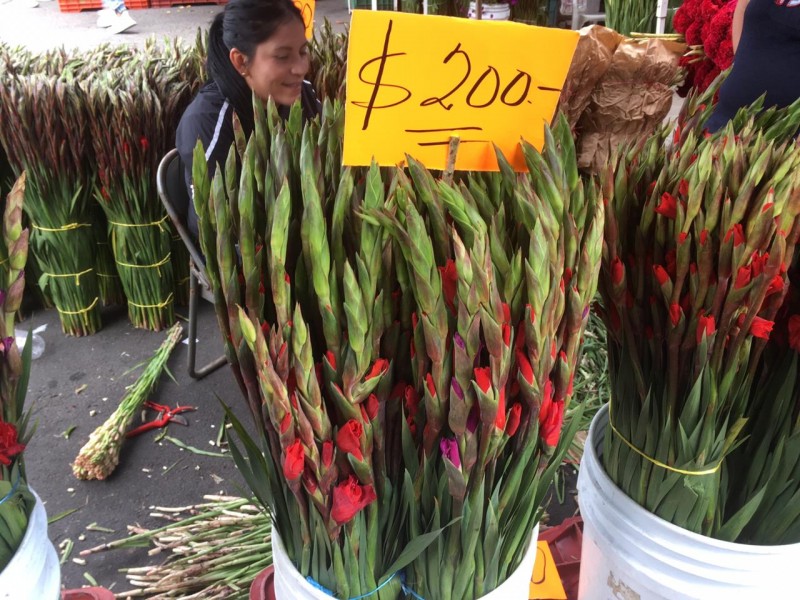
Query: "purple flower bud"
467 406 480 434
451 377 464 400
583 304 590 319
1 337 13 354
454 333 465 350
0 290 5 306
440 438 461 469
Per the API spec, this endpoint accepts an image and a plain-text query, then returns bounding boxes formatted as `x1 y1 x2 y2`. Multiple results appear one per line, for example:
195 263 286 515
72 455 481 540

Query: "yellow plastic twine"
32 222 91 232
607 402 722 476
55 297 99 316
108 215 169 232
128 293 174 310
116 252 172 277
43 267 94 286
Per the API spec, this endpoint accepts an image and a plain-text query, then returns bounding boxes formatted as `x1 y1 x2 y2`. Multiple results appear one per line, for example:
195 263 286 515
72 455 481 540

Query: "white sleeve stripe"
205 100 230 162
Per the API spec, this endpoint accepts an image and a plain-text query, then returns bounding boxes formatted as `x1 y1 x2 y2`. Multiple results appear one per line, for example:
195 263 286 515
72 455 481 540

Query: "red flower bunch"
0 421 24 467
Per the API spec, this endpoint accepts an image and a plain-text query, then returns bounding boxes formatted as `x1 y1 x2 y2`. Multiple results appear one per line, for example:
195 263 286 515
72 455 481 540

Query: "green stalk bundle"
308 20 348 103
192 93 602 598
92 206 125 307
82 495 271 599
604 0 656 36
73 322 183 481
0 173 34 571
598 89 800 541
0 74 101 336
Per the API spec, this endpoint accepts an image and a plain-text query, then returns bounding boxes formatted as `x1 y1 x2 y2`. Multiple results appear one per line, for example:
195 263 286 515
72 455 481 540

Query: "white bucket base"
273 523 539 599
578 404 800 600
468 2 511 20
0 489 60 600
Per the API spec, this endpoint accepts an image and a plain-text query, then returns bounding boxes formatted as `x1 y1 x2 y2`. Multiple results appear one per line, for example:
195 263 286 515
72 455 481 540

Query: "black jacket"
175 80 321 239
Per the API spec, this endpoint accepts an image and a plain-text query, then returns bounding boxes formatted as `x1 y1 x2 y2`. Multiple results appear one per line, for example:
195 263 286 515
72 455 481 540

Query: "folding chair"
156 148 227 379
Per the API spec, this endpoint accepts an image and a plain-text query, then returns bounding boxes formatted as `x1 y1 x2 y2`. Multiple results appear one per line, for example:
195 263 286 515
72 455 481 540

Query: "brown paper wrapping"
557 25 686 173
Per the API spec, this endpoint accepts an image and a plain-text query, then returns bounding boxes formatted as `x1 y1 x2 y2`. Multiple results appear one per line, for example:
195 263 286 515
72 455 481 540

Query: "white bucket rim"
585 404 800 554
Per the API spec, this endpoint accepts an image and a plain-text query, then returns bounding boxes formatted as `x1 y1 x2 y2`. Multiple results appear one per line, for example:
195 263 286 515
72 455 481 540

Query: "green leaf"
379 516 462 581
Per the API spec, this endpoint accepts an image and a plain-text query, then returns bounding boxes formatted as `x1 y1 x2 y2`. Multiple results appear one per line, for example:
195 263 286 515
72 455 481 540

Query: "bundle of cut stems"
81 495 271 600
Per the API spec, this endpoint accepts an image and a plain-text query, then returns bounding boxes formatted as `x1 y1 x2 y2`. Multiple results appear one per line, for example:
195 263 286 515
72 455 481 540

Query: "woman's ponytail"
206 10 256 133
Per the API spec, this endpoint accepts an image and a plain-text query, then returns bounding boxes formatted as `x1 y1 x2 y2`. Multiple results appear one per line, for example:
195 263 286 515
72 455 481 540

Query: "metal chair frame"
156 148 227 379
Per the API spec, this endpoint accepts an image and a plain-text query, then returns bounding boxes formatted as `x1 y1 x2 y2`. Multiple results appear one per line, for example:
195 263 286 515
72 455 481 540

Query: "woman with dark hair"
176 0 320 239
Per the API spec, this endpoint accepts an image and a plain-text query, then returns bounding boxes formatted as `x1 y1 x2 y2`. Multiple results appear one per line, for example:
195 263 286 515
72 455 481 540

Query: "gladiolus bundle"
193 96 603 598
598 92 800 541
0 174 34 570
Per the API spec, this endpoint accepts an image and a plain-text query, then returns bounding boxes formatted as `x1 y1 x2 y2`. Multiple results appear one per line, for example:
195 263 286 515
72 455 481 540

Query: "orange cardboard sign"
530 541 568 600
343 11 578 171
293 0 315 39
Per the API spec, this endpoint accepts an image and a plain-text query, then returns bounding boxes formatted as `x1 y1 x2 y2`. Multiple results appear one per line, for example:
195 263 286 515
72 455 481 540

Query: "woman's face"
237 19 309 106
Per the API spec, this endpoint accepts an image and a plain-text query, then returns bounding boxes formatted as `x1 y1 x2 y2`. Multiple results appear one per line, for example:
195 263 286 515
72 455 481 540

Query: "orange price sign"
343 11 579 172
293 0 315 40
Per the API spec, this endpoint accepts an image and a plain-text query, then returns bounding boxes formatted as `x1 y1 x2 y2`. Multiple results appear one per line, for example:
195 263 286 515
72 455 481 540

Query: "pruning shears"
126 400 196 438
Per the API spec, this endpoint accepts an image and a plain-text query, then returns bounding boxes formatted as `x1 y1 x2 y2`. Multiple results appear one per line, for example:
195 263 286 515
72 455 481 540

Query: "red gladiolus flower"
678 232 689 245
788 315 800 353
653 265 671 286
647 181 657 196
734 265 752 289
303 469 318 494
766 275 784 296
516 350 534 385
140 136 149 152
495 388 507 431
669 303 682 326
365 394 379 421
280 413 292 435
724 224 745 247
365 358 388 381
0 422 25 466
283 440 305 481
502 303 511 324
325 351 337 370
322 440 335 468
331 476 377 525
751 252 769 277
336 420 364 461
506 403 522 437
438 259 458 312
655 192 678 219
699 229 709 245
404 386 420 415
611 257 624 286
539 381 563 447
678 179 689 196
411 312 419 330
750 317 774 340
502 324 511 347
474 367 492 394
696 314 716 344
426 373 437 398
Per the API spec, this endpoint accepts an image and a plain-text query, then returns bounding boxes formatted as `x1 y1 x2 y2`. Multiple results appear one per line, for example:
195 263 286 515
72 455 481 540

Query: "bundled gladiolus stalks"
0 73 102 336
73 322 183 481
598 92 800 541
307 20 348 103
0 174 34 570
193 95 602 598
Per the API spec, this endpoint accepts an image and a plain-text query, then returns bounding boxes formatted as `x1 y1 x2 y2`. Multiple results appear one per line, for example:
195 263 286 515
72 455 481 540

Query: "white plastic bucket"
578 404 800 599
0 489 60 600
479 523 539 599
273 523 540 599
468 2 511 20
273 526 334 600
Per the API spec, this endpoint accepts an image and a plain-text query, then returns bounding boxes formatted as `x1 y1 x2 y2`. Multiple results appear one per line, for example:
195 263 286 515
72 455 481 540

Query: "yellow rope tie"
108 215 169 231
33 222 92 233
43 267 94 286
55 296 99 316
607 402 721 476
116 253 172 276
128 293 174 310
176 276 190 285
